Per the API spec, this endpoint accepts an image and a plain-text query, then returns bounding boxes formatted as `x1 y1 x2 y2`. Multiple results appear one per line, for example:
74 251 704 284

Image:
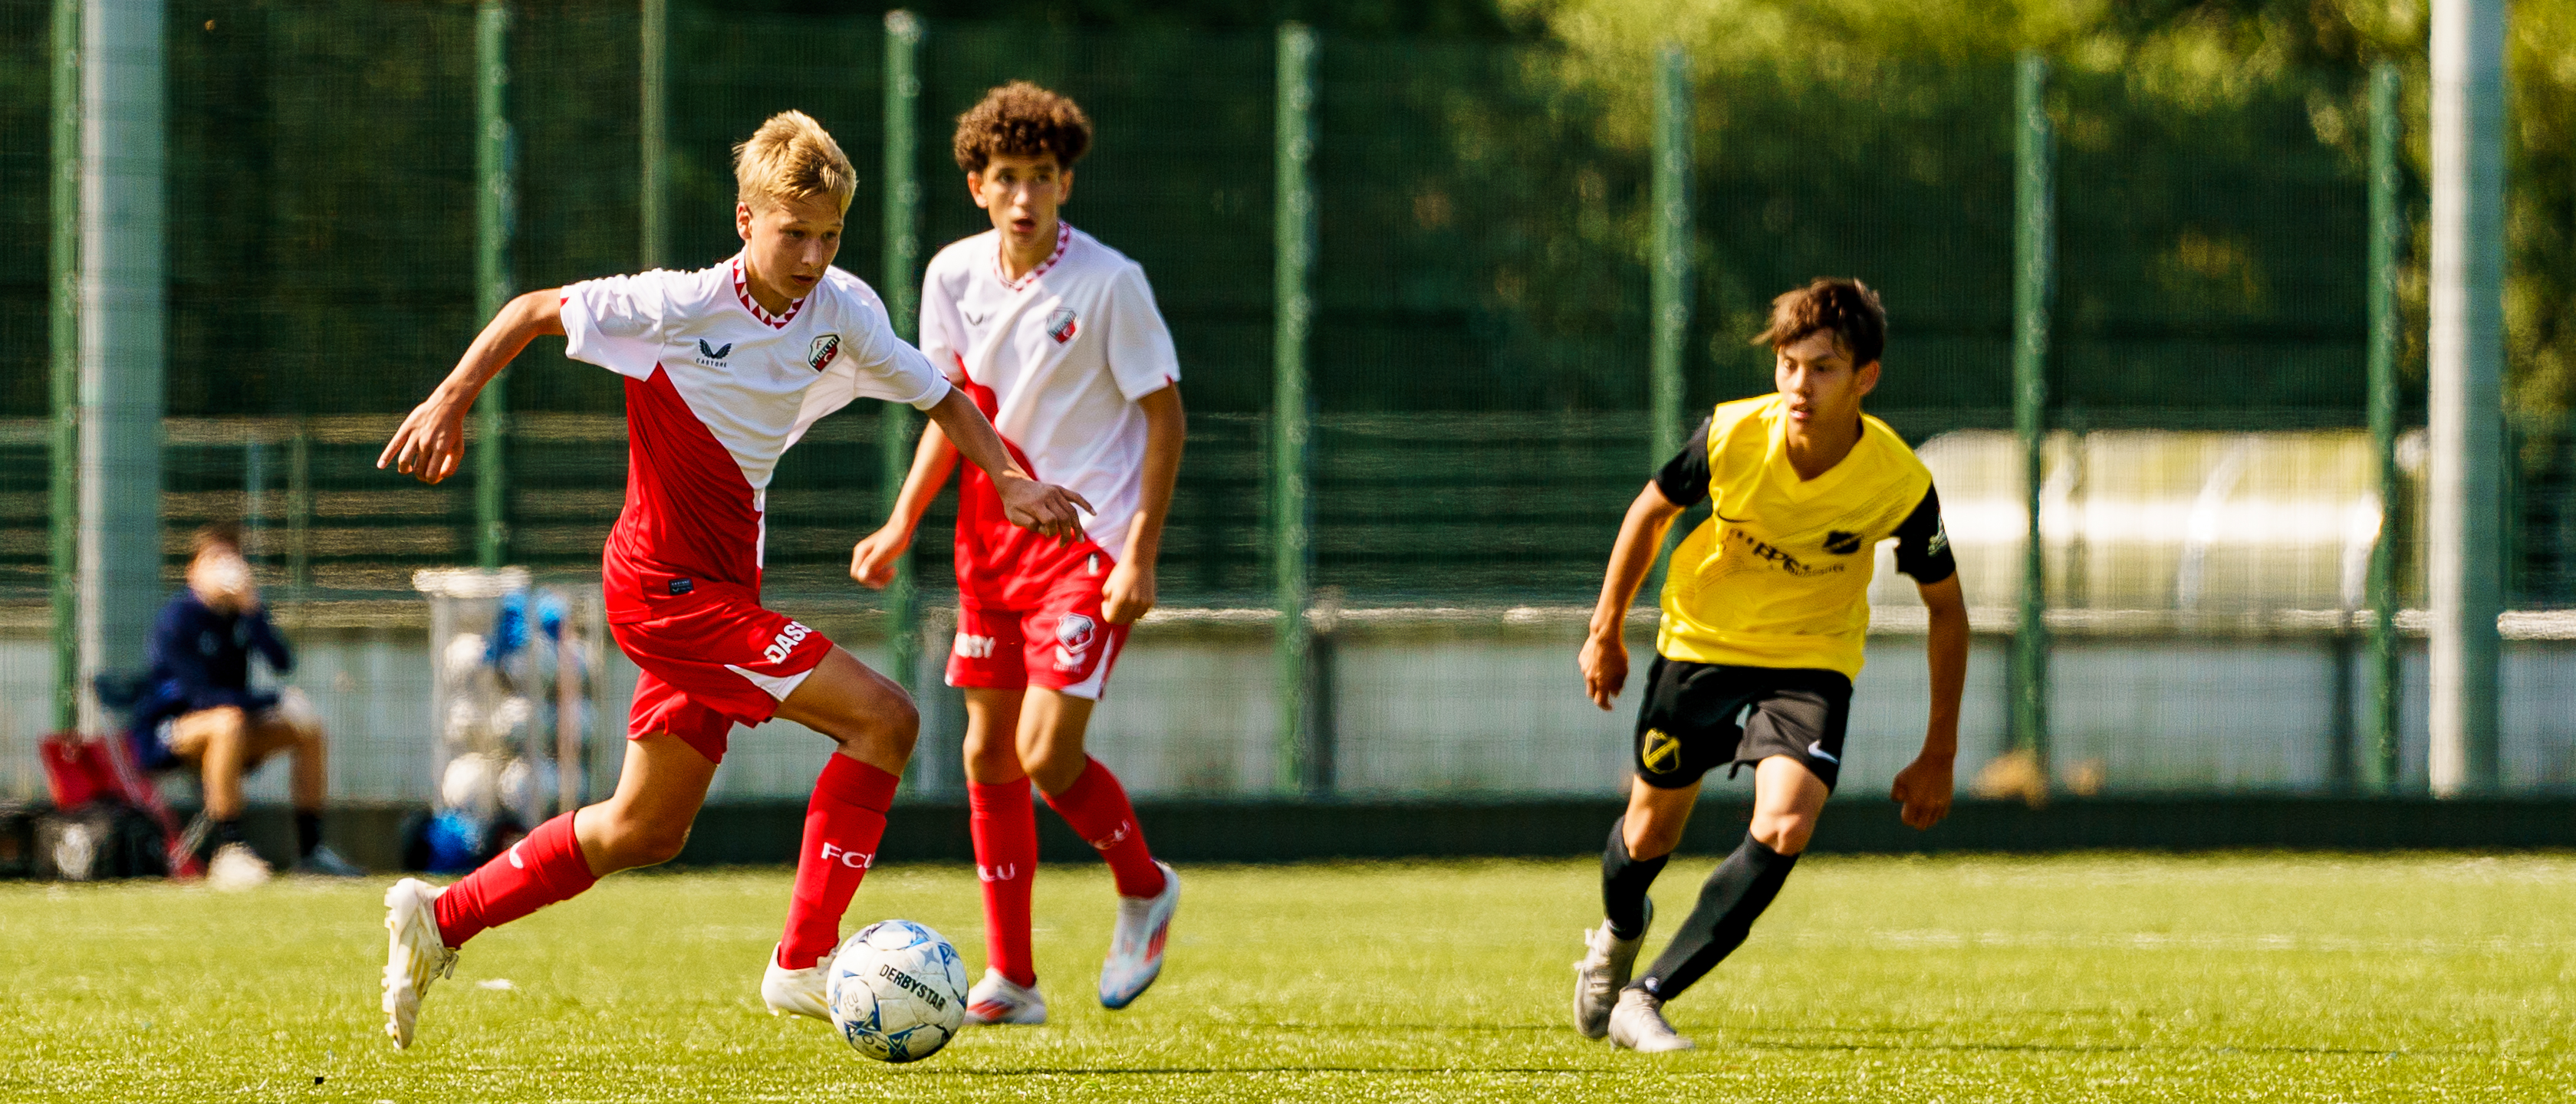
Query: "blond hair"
733 110 855 212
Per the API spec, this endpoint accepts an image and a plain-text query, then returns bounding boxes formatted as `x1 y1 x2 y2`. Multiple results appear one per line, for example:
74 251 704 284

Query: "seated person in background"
133 523 363 878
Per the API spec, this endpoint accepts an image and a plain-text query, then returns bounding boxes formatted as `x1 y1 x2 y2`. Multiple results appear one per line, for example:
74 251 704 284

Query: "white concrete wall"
4 629 2571 804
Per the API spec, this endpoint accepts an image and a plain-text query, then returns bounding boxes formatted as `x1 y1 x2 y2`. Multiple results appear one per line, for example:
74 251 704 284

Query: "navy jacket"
129 590 294 767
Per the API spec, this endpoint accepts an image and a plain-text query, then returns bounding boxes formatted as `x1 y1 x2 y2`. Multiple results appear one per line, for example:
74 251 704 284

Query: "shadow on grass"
890 1067 1600 1076
1165 1021 2433 1058
1733 1037 2438 1057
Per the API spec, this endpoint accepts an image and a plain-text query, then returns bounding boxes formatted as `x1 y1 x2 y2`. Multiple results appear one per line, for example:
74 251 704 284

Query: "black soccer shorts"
1630 656 1853 792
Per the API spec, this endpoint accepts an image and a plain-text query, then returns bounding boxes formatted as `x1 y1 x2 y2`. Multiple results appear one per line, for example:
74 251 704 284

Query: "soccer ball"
827 919 969 1063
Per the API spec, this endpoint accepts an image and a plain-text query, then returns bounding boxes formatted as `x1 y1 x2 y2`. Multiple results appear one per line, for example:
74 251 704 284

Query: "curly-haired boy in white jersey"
852 82 1184 1023
373 110 1089 1050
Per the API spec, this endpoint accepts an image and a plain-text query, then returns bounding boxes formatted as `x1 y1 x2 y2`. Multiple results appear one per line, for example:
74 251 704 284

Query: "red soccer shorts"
946 567 1130 700
610 579 832 764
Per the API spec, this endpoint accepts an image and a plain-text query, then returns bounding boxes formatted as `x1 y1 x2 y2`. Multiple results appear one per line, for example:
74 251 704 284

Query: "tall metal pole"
2011 52 2054 769
1273 23 1318 796
881 10 923 696
1647 44 1693 602
1649 45 1691 470
75 0 165 734
48 0 81 732
475 0 515 570
638 0 667 271
2427 0 2505 797
2364 63 2405 794
287 424 311 601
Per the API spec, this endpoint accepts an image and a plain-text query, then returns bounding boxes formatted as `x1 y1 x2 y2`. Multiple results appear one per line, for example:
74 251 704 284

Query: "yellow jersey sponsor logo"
1723 525 1843 577
1640 728 1683 774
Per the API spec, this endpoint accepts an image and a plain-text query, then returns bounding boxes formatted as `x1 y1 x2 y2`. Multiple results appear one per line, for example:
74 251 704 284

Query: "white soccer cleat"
1097 861 1179 1010
1607 987 1694 1053
209 843 272 892
381 878 458 1050
962 968 1048 1026
1573 899 1653 1040
762 943 835 1022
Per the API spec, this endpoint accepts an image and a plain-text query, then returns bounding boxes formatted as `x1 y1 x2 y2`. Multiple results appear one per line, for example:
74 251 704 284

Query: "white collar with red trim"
993 221 1074 292
731 255 808 329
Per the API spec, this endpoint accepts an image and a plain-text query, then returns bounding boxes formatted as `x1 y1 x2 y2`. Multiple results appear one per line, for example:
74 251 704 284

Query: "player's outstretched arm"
1101 383 1185 625
1892 573 1967 829
920 387 1093 544
850 416 963 589
1581 482 1684 711
378 289 564 485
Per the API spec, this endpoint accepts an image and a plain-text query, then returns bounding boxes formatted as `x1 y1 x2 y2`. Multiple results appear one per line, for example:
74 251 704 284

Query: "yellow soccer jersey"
1653 395 1954 678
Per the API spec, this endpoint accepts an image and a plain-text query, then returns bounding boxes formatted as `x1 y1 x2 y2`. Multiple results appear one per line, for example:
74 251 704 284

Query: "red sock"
969 779 1041 987
433 811 598 948
777 754 900 969
1041 758 1164 899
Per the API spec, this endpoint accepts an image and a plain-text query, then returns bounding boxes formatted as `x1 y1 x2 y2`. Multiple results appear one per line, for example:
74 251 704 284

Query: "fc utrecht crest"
1046 308 1079 345
808 333 842 373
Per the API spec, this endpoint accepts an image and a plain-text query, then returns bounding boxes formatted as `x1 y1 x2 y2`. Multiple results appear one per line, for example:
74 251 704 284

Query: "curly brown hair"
952 81 1092 173
1752 278 1887 366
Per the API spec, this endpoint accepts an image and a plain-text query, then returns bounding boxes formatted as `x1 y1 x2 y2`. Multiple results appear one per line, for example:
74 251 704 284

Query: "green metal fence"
0 2 2476 602
8 0 2576 803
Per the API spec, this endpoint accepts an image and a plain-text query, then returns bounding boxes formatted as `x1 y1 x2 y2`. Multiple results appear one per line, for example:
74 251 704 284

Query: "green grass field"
2 853 2570 1102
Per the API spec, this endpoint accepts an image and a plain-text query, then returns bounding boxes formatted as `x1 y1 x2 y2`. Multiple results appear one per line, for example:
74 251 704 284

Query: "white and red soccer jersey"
561 254 952 625
918 222 1180 608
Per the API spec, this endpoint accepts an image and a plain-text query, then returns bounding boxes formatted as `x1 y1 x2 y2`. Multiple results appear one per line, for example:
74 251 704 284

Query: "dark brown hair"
191 522 243 560
1753 278 1887 366
952 81 1093 173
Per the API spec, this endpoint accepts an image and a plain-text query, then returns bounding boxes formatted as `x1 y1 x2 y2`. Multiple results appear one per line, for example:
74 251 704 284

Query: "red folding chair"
39 733 204 880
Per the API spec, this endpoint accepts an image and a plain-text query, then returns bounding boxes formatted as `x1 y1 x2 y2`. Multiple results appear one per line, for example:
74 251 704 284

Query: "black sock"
1630 832 1800 1001
1601 816 1669 940
212 818 246 847
294 810 323 859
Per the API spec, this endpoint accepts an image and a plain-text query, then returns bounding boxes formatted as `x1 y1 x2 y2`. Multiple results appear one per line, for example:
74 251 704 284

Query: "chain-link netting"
0 0 51 613
5 0 2575 804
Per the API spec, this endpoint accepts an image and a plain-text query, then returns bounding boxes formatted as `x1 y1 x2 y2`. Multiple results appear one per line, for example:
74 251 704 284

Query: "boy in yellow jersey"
1571 279 1969 1051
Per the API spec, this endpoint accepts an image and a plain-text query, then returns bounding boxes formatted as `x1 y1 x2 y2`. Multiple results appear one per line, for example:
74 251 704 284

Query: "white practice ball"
827 920 969 1063
491 694 535 736
495 757 546 816
443 698 485 745
439 753 500 821
443 633 487 682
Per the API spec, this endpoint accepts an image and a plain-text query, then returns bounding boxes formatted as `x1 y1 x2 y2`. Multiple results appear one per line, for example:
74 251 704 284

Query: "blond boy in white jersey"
373 111 1087 1050
851 82 1184 1022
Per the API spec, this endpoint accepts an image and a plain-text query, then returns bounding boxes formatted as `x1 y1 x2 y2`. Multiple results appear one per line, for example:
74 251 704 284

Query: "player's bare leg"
1745 755 1828 854
169 707 277 885
775 646 920 774
1620 776 1699 862
1008 690 1088 794
263 702 360 876
763 647 918 1020
575 733 719 874
1011 690 1176 1010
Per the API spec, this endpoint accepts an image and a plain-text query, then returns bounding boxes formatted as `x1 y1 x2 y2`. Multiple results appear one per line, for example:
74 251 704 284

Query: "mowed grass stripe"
0 855 2568 1102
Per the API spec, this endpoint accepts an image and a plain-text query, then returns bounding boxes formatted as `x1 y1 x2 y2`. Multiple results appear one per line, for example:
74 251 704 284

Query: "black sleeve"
1652 416 1714 507
1892 485 1956 584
